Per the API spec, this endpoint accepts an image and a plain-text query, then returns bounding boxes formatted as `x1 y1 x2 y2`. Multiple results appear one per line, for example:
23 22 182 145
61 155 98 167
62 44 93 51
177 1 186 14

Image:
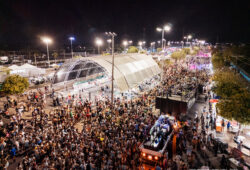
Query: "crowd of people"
0 51 245 169
160 56 210 101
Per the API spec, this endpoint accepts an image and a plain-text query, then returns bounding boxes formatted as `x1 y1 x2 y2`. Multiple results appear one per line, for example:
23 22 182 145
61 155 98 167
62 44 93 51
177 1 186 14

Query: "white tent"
9 64 46 77
8 65 20 70
19 63 36 69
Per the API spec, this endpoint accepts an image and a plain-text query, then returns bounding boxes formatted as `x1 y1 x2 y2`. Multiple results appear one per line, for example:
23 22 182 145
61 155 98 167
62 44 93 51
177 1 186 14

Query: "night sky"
0 0 249 49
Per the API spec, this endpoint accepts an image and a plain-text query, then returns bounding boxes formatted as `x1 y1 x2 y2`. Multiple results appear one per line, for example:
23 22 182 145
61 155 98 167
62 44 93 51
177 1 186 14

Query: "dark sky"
0 0 249 49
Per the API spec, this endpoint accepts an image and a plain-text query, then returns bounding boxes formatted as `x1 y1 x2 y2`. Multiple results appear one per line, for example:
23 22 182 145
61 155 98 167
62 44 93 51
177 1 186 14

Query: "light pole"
123 40 128 50
69 37 75 59
184 35 192 46
41 37 52 68
150 42 155 52
105 32 117 113
156 25 171 50
95 38 103 54
107 39 112 52
138 41 143 50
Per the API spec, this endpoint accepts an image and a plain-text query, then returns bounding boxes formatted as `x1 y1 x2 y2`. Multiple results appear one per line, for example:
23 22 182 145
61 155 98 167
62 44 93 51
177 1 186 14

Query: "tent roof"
19 63 37 69
8 65 20 70
53 54 161 91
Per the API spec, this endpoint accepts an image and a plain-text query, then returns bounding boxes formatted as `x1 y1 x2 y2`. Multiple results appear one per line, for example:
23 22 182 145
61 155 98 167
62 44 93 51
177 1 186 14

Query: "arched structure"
53 54 161 91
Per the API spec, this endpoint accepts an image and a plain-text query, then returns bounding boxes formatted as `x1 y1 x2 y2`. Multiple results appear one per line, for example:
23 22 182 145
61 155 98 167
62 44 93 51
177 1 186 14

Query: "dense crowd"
0 52 246 169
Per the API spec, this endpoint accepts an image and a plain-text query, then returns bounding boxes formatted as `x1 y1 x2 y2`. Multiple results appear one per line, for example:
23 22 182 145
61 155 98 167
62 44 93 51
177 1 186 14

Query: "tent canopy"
53 54 161 91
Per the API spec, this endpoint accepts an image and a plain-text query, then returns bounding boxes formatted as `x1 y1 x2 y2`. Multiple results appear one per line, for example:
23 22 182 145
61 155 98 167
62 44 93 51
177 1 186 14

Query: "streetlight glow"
95 38 103 54
188 35 192 39
95 38 103 46
107 39 112 43
41 36 52 67
41 37 52 44
69 37 75 41
138 41 143 46
156 27 162 32
123 40 128 46
164 25 171 32
69 36 75 58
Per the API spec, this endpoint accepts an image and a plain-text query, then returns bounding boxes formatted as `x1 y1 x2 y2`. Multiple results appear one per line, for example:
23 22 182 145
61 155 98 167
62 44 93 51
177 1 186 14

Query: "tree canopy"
2 75 29 94
127 46 138 53
182 48 190 55
217 88 250 124
212 69 245 98
171 51 186 61
157 48 162 52
212 51 250 124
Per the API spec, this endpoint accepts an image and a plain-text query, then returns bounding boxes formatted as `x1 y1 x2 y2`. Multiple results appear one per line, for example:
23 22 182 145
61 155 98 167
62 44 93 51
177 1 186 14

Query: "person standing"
227 121 231 131
221 119 225 132
237 141 243 151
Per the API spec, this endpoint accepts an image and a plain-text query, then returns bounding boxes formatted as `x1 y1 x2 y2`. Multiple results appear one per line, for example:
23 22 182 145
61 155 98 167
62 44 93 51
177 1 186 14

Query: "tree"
127 46 139 53
157 48 162 52
0 67 11 75
217 89 250 124
190 46 200 55
164 59 172 65
212 69 245 98
182 48 190 55
171 51 186 61
52 52 59 64
74 55 82 58
33 52 39 66
212 53 226 69
2 75 29 94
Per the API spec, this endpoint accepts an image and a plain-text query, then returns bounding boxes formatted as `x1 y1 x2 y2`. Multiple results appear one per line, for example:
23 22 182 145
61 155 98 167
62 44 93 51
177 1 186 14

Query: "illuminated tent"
53 54 161 91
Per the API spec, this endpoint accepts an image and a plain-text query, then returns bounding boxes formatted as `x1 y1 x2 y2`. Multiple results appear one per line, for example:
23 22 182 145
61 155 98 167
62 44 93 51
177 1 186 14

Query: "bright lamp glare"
96 39 103 46
138 41 143 46
107 39 112 43
41 37 52 44
164 25 171 31
188 35 192 39
156 27 162 32
123 41 128 46
69 37 75 41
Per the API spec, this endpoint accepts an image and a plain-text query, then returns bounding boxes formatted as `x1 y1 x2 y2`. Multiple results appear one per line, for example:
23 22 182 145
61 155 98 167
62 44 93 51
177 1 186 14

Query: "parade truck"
139 115 178 168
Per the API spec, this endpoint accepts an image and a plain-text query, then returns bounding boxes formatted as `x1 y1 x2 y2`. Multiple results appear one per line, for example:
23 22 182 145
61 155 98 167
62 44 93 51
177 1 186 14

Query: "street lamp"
105 32 117 112
123 40 128 48
151 42 155 51
107 39 112 43
41 37 52 68
156 24 171 50
69 37 75 59
128 40 133 44
95 38 103 54
184 35 192 42
138 41 143 49
107 39 112 51
184 35 192 46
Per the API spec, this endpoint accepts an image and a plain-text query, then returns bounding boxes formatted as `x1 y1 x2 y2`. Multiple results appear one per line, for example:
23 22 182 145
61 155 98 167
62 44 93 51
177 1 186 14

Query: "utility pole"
105 32 117 114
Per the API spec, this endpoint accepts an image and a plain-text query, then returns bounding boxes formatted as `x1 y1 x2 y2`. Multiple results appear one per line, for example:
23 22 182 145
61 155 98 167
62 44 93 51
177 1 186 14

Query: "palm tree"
52 52 59 64
33 52 39 66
